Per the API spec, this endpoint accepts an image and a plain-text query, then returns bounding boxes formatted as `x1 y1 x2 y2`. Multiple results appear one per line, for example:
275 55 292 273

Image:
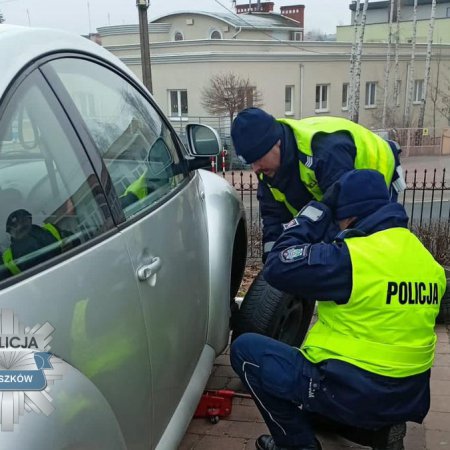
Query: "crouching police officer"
230 169 446 450
231 108 405 262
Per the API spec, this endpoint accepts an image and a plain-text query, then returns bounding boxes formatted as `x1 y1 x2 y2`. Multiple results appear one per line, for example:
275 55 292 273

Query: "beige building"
98 4 450 133
337 0 450 43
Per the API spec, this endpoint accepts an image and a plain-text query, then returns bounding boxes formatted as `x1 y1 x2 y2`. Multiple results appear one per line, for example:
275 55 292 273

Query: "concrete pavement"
179 323 450 450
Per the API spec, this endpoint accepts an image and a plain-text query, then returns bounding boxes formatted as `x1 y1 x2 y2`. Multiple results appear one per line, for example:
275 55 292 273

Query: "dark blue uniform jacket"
258 125 400 261
262 201 431 427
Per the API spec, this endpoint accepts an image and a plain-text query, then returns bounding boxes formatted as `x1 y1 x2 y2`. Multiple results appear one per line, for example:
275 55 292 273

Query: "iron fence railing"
373 127 444 156
223 169 450 260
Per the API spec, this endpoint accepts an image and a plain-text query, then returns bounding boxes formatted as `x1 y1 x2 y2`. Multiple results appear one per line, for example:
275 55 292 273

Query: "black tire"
232 270 315 347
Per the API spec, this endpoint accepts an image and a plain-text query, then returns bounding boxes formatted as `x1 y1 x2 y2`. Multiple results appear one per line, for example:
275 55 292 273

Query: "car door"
45 57 211 448
0 68 152 448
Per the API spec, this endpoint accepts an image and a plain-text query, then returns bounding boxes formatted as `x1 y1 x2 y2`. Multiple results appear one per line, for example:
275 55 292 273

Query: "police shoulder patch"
299 205 323 222
282 218 300 231
280 244 310 263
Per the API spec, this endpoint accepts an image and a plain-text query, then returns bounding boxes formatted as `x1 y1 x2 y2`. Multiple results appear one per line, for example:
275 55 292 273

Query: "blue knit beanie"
231 108 282 164
330 169 390 220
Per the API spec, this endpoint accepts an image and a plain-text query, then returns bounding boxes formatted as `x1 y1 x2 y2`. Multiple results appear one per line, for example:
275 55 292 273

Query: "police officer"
230 170 446 450
231 108 405 261
1 209 64 277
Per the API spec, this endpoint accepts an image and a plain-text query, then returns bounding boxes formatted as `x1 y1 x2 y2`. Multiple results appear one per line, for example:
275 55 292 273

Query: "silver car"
0 25 246 449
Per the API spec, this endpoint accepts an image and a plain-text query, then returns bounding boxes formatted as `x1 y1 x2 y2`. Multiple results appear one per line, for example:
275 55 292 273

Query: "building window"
447 7 450 17
342 83 349 110
291 31 303 41
285 85 294 114
394 80 401 107
237 86 256 109
210 29 222 39
169 90 188 118
413 79 424 104
315 84 329 112
73 92 96 117
174 31 184 41
365 82 377 107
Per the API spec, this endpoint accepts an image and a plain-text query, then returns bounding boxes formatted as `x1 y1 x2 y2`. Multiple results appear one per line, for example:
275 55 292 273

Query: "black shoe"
255 434 322 450
372 423 406 450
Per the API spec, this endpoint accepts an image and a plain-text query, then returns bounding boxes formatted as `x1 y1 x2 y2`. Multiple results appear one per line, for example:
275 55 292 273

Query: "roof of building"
350 0 450 11
152 10 302 29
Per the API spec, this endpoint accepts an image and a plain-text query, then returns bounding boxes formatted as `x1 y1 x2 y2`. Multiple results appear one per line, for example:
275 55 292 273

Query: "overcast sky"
0 0 352 35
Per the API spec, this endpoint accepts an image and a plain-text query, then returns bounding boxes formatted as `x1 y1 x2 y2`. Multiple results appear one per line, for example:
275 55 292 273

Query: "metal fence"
223 168 450 260
362 127 445 157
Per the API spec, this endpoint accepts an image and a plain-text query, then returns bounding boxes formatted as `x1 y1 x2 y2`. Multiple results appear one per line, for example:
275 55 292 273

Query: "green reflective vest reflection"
2 223 62 275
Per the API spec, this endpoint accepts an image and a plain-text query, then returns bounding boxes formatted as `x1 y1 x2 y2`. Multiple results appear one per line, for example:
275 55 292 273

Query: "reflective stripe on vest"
301 228 446 377
258 173 299 217
71 298 137 378
277 117 396 200
43 223 62 241
2 248 20 275
1 224 62 276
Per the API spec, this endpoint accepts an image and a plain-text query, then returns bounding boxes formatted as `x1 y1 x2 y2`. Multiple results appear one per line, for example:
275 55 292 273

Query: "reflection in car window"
47 58 187 219
0 73 111 283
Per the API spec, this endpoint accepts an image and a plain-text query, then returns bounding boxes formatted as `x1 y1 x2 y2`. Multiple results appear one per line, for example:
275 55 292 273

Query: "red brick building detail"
235 2 275 13
280 5 304 27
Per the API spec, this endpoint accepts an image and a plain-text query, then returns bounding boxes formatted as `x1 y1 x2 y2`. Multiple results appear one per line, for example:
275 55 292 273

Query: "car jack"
194 389 252 424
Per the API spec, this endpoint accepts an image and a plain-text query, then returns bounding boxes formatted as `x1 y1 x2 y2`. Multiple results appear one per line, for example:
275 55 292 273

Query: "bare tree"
429 49 450 127
404 0 418 126
348 0 361 120
0 11 5 24
393 0 401 107
370 96 404 129
304 29 328 41
382 0 395 128
201 72 263 123
418 0 437 129
351 0 369 123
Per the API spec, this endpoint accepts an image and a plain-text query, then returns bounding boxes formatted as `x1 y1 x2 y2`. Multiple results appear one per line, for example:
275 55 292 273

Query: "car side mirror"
185 124 221 157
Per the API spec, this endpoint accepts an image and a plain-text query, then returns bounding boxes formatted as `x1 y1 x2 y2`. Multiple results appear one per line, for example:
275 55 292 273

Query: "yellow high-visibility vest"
269 117 396 202
301 227 446 377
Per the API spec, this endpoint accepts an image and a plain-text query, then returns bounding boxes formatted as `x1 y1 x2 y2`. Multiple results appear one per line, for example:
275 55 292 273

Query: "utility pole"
136 0 153 93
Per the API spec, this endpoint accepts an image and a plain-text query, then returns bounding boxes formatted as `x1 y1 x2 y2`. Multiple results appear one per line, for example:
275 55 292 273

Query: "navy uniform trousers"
230 333 429 448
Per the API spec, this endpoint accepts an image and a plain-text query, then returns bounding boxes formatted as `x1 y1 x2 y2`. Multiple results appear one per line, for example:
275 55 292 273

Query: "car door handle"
137 257 162 281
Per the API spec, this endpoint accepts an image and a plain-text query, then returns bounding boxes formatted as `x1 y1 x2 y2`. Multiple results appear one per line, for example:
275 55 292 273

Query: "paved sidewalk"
180 324 450 450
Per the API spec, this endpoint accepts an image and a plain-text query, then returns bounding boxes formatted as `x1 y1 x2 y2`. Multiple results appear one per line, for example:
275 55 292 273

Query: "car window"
46 58 187 219
0 72 112 283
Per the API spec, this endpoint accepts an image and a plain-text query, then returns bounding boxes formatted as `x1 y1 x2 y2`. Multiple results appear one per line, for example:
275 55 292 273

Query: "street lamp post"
136 0 153 93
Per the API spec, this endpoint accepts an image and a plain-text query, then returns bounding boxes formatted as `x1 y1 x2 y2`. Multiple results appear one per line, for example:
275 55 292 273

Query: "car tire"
232 270 315 347
436 267 450 324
